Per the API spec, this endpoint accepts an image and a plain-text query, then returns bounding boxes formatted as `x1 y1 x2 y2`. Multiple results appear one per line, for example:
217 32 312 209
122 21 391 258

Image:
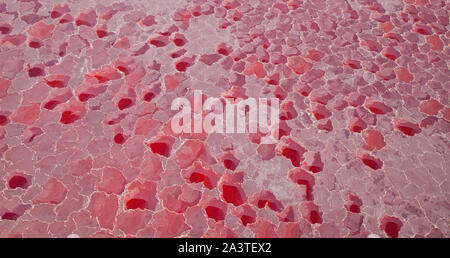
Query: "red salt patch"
27 21 55 40
51 3 70 19
0 24 12 35
94 75 109 83
116 66 129 75
189 5 202 17
147 136 175 158
148 35 169 47
394 67 414 83
345 194 363 214
265 74 279 86
380 216 403 238
299 201 322 224
280 101 299 121
115 210 146 235
164 74 183 92
33 178 68 204
8 175 28 189
176 140 206 168
172 33 187 47
149 142 169 157
173 38 185 47
2 212 17 220
317 119 333 132
96 167 127 194
420 116 438 128
28 40 42 48
200 54 222 65
441 108 450 122
426 35 443 51
310 210 322 224
379 22 394 33
419 99 444 116
138 155 163 182
349 204 360 213
304 49 324 61
362 129 386 150
257 144 275 160
277 206 296 223
78 93 94 102
287 0 302 10
287 56 312 74
394 118 421 136
96 30 108 38
248 219 278 238
271 87 286 100
189 173 205 183
282 148 301 167
385 32 405 43
11 103 41 125
359 38 381 52
345 92 366 107
51 11 61 19
0 77 11 98
143 92 155 102
222 0 240 9
123 180 158 211
0 114 8 125
182 162 218 190
223 160 237 170
117 98 133 110
370 13 390 23
134 118 158 136
278 138 307 168
244 61 267 78
221 185 245 206
413 23 432 35
2 34 26 47
382 46 401 60
205 206 225 221
361 61 380 73
114 37 130 49
159 184 201 213
309 103 332 120
175 61 189 72
140 15 156 27
45 74 70 88
426 228 444 238
152 209 190 237
301 69 324 83
289 168 315 200
172 8 192 22
75 9 97 27
343 59 361 69
303 152 324 173
241 215 255 226
216 42 232 56
28 67 45 77
364 100 392 115
59 14 73 24
385 222 400 238
359 153 383 170
126 199 147 210
68 157 92 176
87 192 118 229
60 111 80 124
46 80 65 88
250 190 283 212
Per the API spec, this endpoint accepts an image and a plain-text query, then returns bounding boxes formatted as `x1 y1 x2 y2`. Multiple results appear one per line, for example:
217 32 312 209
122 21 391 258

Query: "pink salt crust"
0 0 449 238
